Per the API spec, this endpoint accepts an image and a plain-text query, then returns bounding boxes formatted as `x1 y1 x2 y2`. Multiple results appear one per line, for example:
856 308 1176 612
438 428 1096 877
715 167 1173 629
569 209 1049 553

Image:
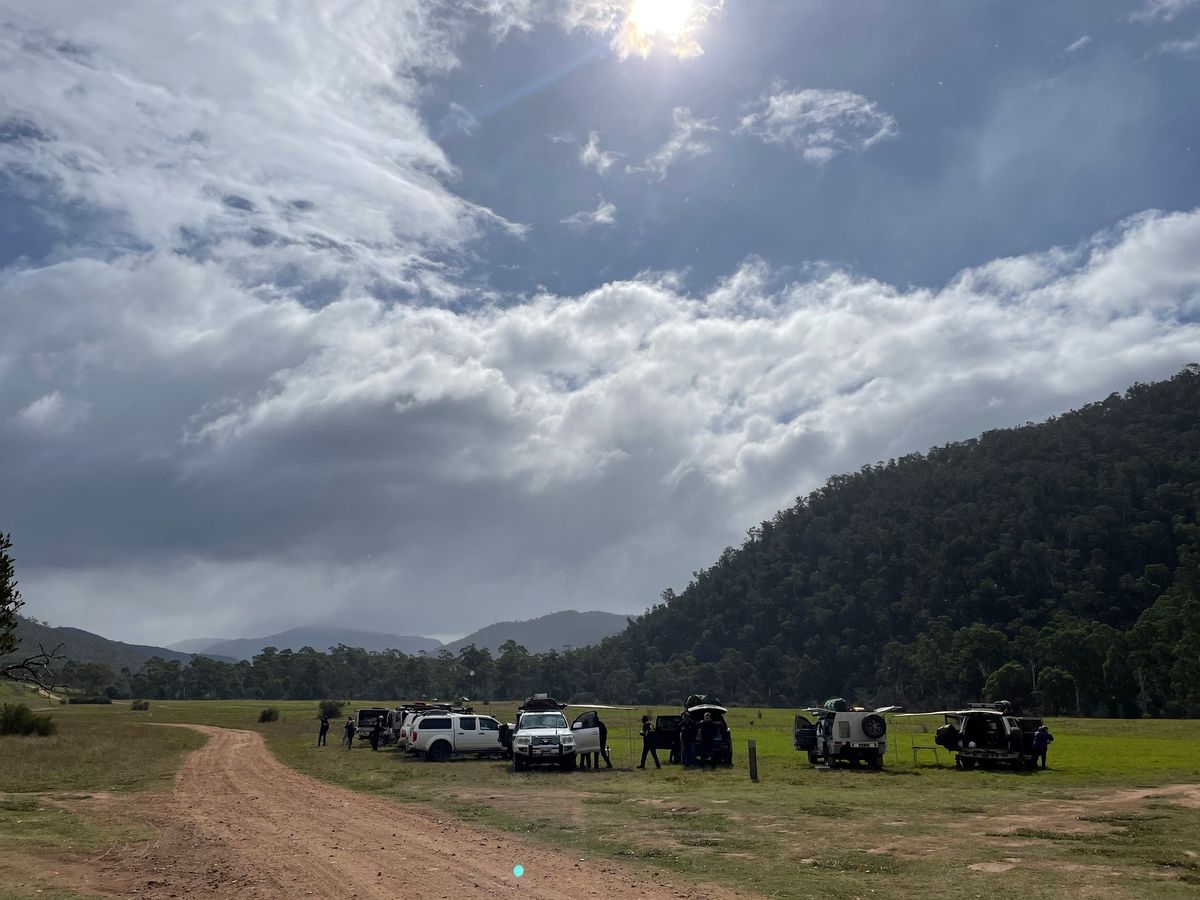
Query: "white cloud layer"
1131 0 1200 21
0 0 522 301
630 107 719 180
561 198 618 229
1158 32 1200 55
5 209 1200 641
579 131 622 174
738 84 898 164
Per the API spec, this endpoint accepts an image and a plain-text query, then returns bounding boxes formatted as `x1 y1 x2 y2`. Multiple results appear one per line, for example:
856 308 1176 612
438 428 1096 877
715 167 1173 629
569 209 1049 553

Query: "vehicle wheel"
559 756 575 772
427 741 451 762
869 751 883 769
861 714 886 740
513 755 527 772
960 757 976 770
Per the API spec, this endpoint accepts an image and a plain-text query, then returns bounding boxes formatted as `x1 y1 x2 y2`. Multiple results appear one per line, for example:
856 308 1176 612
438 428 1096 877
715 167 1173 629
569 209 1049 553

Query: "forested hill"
576 367 1200 717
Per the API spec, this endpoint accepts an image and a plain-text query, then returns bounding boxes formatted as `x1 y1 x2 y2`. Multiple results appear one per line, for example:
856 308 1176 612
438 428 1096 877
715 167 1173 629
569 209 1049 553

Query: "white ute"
409 712 505 761
510 695 578 771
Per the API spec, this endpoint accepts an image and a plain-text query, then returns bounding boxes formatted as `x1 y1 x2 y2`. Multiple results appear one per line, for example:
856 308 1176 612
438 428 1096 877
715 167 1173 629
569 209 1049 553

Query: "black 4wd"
679 694 733 766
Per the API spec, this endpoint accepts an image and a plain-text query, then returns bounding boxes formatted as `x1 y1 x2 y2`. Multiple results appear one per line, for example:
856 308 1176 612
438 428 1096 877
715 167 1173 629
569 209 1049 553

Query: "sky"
2 0 1200 646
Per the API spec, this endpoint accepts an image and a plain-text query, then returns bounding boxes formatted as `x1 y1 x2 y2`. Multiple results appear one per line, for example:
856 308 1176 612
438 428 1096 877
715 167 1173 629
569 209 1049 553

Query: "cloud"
1158 32 1200 55
1131 0 1200 21
15 391 89 435
737 84 898 164
629 107 719 180
5 209 1200 642
440 102 481 136
1066 35 1093 53
561 198 618 229
579 131 621 174
0 1 522 301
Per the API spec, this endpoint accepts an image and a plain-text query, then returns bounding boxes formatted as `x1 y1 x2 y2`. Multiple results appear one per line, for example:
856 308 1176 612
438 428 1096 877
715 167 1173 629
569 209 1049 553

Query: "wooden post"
747 739 758 782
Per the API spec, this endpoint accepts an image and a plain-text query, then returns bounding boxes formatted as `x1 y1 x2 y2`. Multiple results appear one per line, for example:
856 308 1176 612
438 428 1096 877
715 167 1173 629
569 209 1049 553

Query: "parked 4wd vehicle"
654 714 682 762
409 711 504 761
932 702 1044 770
394 703 460 749
680 695 733 766
509 695 576 772
794 699 900 768
355 707 392 743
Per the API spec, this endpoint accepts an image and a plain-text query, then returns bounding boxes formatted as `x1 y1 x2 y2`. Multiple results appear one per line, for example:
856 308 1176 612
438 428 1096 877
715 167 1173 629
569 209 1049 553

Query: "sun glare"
627 0 696 39
618 0 717 59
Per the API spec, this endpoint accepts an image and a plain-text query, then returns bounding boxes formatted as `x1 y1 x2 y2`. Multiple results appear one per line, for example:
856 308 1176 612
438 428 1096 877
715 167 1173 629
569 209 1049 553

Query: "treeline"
40 368 1200 717
67 641 591 705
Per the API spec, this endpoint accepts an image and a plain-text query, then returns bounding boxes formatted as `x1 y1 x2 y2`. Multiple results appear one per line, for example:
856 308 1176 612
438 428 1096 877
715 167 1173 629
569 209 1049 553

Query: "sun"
627 0 697 40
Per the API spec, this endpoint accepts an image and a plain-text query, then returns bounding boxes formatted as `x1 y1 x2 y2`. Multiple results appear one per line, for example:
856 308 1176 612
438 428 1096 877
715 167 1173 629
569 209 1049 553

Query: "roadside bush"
258 707 280 723
67 696 112 705
130 699 150 711
0 703 57 736
318 699 343 718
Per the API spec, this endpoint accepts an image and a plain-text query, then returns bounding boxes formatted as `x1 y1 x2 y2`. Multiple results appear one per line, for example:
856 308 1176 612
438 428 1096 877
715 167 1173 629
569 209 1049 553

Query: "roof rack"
518 694 567 711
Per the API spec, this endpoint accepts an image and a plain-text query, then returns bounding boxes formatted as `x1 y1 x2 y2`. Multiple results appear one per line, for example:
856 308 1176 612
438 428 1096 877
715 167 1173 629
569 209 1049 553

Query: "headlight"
560 737 574 747
514 736 531 746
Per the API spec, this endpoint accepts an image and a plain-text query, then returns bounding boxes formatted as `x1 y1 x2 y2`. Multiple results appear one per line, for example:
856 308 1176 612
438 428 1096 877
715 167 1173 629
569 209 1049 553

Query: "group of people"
316 714 386 751
639 711 725 770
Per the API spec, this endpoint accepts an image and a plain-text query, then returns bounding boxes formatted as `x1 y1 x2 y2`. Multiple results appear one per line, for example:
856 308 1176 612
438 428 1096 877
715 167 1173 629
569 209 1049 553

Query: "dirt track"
85 725 734 899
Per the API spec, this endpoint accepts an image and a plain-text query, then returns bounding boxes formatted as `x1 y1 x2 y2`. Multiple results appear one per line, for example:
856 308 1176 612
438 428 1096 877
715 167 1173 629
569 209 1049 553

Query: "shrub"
258 707 280 723
318 699 343 718
67 696 113 705
130 699 150 711
0 703 57 736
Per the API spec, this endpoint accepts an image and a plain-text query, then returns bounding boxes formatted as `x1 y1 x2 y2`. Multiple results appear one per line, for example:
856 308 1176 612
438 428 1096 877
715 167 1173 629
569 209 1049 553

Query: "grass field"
5 697 1200 898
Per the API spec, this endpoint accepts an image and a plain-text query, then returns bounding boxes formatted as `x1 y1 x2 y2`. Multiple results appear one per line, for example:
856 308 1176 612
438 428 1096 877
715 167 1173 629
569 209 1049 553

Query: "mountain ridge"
444 610 629 655
5 617 233 673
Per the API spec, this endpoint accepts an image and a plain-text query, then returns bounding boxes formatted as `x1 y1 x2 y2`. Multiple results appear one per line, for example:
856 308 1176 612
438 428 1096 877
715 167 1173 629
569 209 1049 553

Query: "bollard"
747 739 758 782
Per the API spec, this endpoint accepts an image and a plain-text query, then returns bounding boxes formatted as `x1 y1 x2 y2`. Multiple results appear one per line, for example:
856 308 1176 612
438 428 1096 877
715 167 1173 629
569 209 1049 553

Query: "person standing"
1033 724 1054 769
637 715 661 769
597 717 612 769
370 716 383 751
317 713 330 747
680 714 696 767
698 712 718 769
343 716 356 749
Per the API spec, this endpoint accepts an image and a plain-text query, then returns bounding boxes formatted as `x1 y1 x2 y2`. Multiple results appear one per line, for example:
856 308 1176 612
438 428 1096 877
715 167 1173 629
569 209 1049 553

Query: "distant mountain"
443 610 630 656
167 637 227 653
6 617 227 672
198 626 442 661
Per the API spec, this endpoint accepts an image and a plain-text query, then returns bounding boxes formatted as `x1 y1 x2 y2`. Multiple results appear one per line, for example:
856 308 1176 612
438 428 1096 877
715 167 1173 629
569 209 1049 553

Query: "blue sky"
2 0 1200 644
434 1 1200 295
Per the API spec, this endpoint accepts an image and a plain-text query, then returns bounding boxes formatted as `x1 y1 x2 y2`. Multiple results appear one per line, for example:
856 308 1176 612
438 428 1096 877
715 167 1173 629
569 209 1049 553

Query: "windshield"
520 713 567 730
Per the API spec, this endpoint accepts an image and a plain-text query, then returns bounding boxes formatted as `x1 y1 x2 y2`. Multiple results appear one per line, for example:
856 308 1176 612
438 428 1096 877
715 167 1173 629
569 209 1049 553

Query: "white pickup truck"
409 712 505 761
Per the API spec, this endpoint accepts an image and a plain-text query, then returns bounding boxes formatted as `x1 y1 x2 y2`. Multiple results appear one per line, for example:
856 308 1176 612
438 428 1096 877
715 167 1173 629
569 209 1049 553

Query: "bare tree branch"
1 640 66 691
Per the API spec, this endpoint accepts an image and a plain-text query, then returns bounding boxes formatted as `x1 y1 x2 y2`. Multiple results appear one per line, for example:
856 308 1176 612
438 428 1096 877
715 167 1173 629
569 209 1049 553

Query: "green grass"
11 698 1200 898
0 705 203 899
0 716 205 793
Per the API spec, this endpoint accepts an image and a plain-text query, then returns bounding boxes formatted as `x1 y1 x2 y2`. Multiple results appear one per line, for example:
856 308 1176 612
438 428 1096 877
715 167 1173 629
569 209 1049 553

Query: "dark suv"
679 694 733 766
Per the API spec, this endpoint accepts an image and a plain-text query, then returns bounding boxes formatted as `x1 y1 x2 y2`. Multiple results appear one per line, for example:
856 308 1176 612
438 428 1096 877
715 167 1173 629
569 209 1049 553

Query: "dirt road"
84 725 735 899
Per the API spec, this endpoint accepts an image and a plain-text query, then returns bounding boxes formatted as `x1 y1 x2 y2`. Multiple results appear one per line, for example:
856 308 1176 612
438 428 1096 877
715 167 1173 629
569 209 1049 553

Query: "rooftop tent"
518 694 567 712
